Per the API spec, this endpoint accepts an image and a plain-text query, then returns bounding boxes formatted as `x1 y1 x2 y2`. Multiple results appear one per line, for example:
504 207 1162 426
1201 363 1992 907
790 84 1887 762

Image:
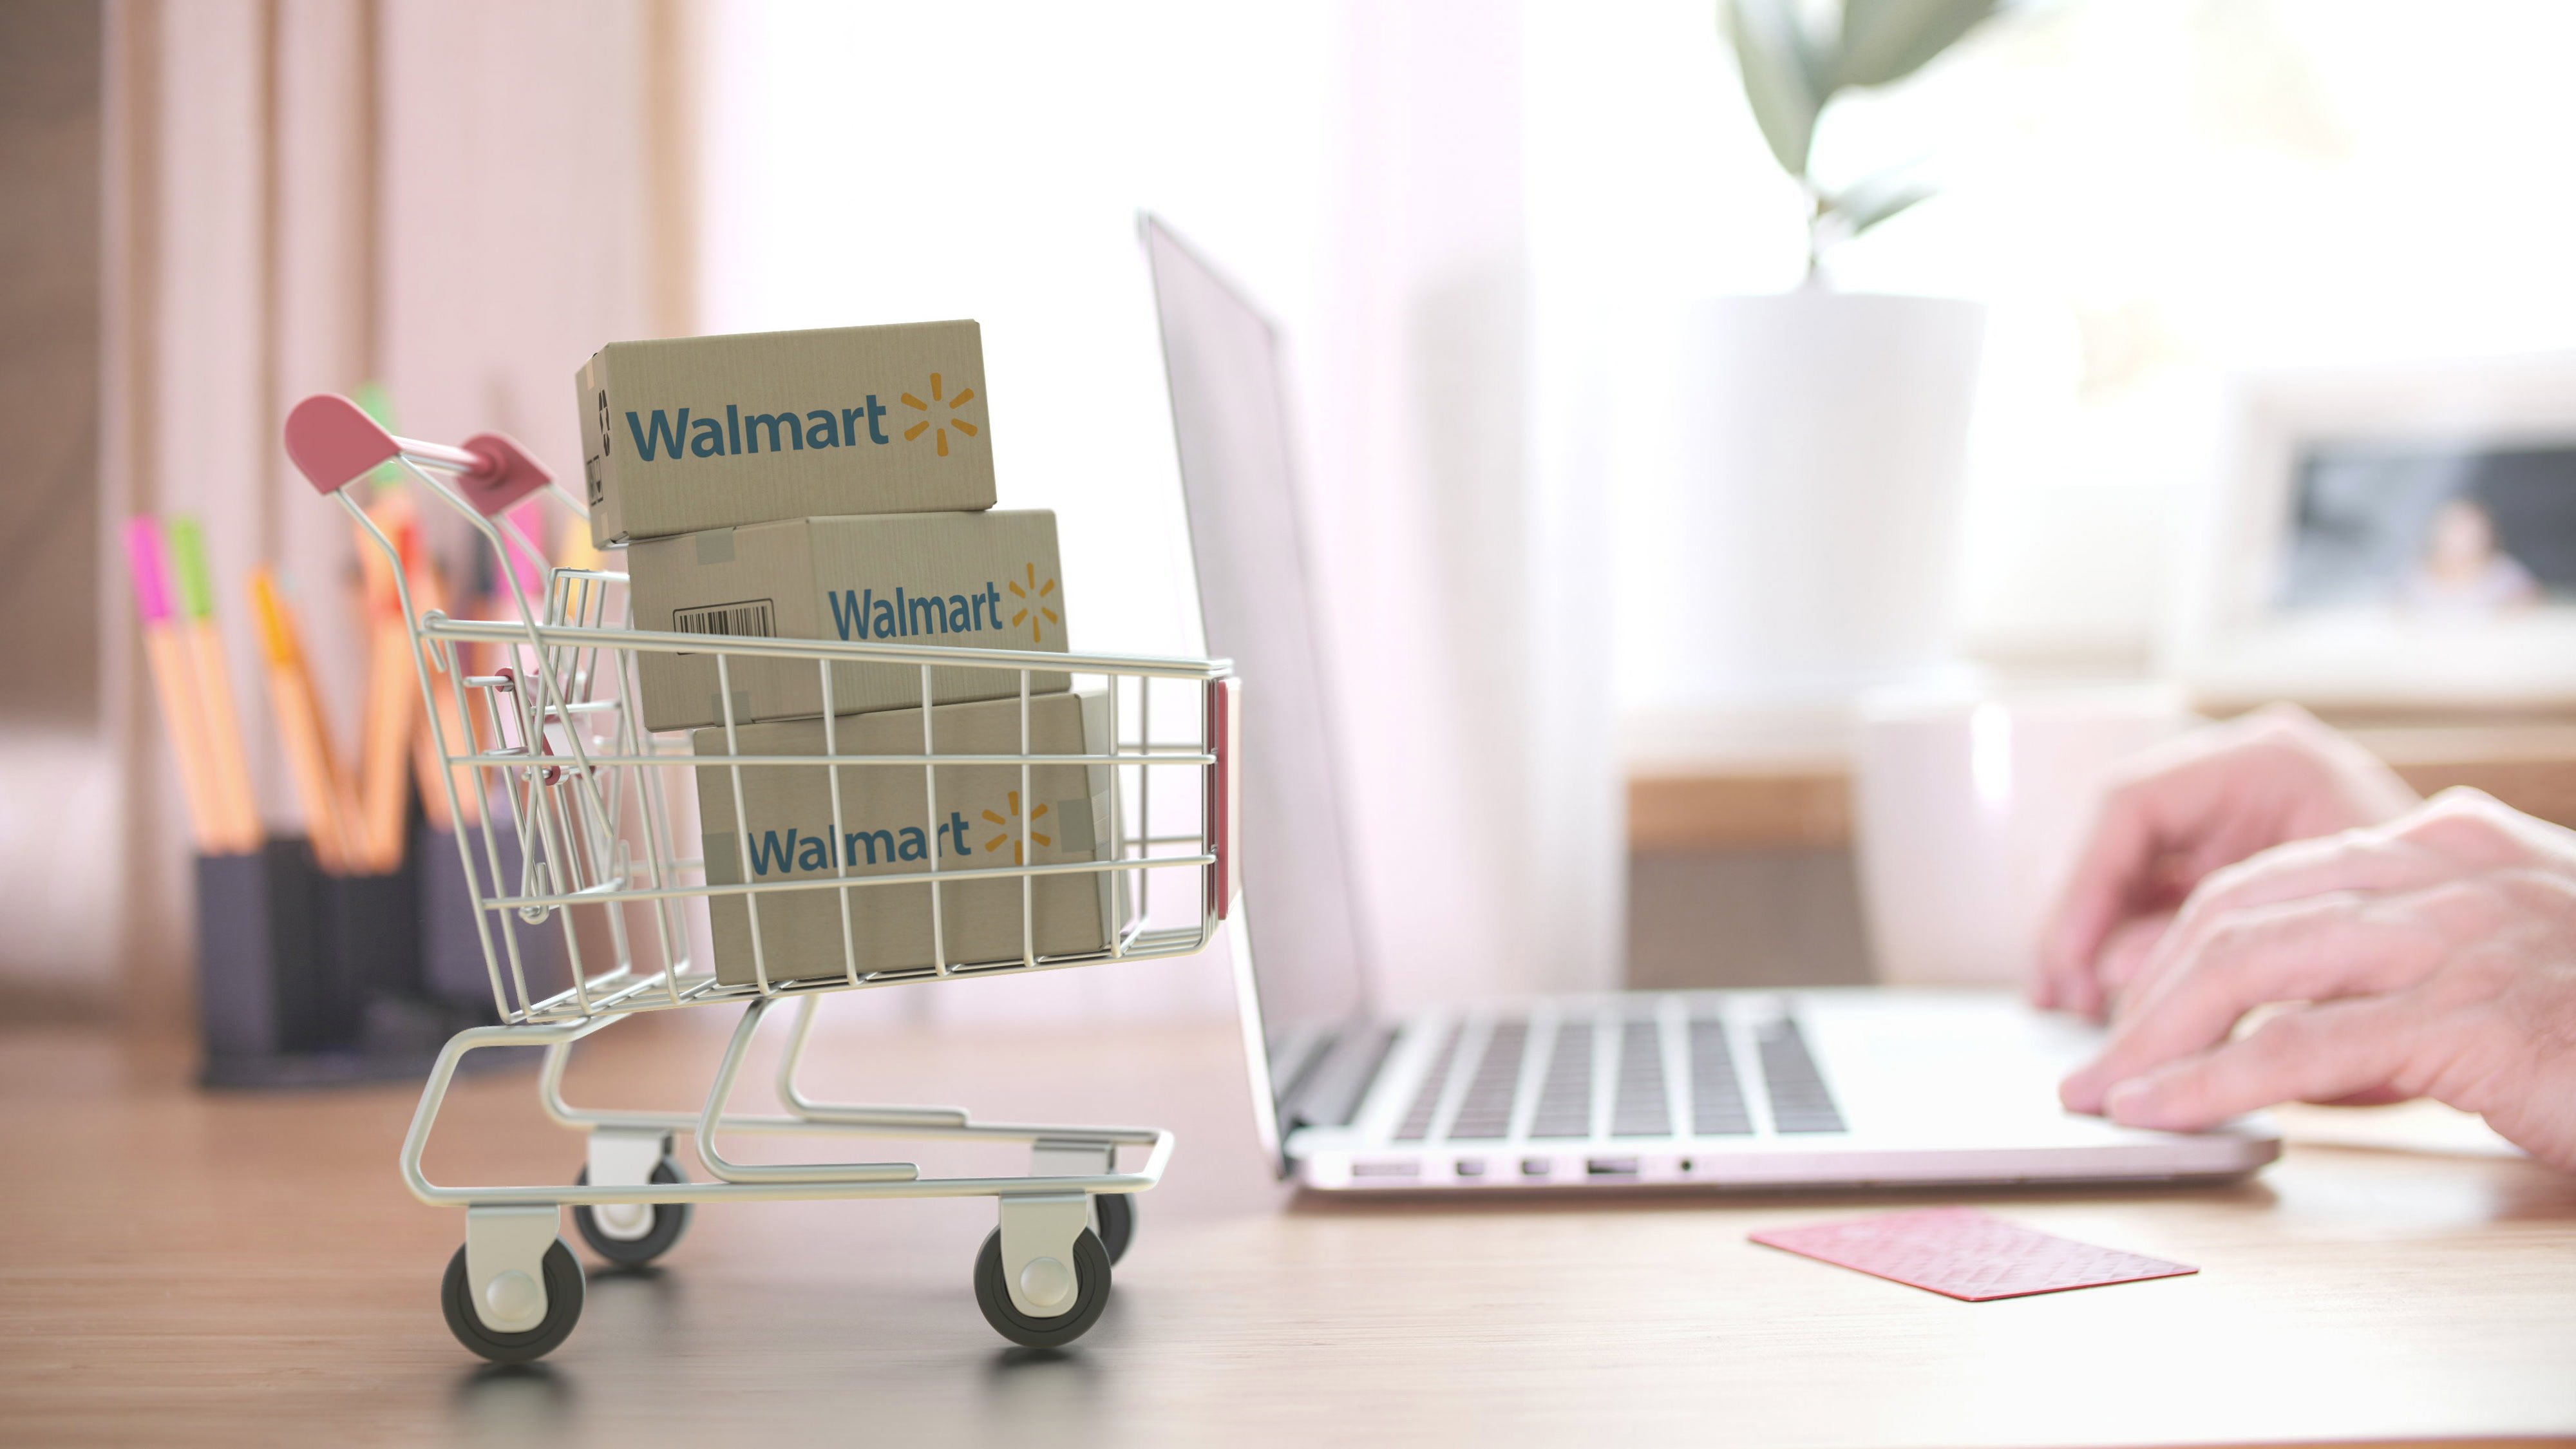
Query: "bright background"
701 0 1618 1025
1542 0 2576 700
12 0 2576 1027
692 0 2576 1019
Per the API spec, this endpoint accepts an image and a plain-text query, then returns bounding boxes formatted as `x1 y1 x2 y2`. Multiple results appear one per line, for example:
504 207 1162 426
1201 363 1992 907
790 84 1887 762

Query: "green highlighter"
164 515 260 849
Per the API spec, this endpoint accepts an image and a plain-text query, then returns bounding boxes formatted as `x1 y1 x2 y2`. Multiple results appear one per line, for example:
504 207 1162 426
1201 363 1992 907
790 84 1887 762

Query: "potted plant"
1665 0 2000 732
1726 0 1999 277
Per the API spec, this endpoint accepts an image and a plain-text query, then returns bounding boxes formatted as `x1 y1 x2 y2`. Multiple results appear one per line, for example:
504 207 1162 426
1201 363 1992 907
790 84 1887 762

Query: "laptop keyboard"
1611 1019 1671 1137
1392 1006 1843 1143
1390 1025 1460 1142
1443 1021 1528 1141
1754 1017 1847 1134
1687 1019 1754 1136
1527 1022 1594 1138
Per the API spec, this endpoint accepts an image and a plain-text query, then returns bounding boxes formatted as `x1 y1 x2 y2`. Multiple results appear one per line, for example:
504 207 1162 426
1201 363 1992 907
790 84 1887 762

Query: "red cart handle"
282 392 552 517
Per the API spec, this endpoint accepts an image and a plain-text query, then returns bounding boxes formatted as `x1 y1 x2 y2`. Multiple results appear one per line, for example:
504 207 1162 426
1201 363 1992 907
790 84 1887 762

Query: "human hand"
2034 703 2419 1019
2058 789 2576 1173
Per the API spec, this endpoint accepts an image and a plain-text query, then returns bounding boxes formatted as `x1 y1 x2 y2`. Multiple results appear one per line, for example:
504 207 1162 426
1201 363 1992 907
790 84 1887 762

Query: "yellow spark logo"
1007 562 1059 643
899 373 980 458
980 791 1050 865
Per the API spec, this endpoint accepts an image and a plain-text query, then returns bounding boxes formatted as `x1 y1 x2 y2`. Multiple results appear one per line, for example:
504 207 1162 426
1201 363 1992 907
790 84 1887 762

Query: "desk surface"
4 1007 2573 1448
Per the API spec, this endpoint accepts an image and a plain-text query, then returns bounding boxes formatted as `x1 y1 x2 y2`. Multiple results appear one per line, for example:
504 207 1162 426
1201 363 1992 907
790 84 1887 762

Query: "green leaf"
1722 0 1825 181
1824 168 1938 237
1835 0 1996 89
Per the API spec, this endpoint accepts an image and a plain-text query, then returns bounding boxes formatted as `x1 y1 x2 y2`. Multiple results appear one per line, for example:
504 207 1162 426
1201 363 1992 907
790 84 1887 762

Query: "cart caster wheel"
1094 1191 1136 1265
571 1158 692 1267
441 1238 584 1364
973 1227 1112 1349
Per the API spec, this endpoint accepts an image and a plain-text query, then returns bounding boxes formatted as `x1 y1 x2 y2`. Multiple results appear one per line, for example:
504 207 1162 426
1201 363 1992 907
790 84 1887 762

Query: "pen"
352 491 417 873
123 519 231 855
249 567 356 873
395 510 481 832
166 518 264 853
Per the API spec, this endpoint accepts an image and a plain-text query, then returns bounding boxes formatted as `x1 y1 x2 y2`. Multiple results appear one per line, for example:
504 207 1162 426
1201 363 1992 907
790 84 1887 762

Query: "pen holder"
195 842 332 1067
416 820 565 1022
193 823 529 1087
326 860 440 1060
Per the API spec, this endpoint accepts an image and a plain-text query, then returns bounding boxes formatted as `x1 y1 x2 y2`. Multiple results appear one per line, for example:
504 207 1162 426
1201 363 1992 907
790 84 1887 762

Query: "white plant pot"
1665 290 1987 710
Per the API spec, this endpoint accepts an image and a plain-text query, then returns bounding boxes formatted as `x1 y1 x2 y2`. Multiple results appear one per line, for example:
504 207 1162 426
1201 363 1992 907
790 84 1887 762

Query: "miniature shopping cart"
281 394 1238 1361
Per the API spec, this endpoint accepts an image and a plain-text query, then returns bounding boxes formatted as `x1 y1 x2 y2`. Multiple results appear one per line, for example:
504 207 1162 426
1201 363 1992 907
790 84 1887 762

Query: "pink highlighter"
125 518 234 854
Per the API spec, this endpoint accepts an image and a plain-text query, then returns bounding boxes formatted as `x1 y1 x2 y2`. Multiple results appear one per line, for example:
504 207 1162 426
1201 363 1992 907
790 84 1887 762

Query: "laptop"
1139 214 2279 1191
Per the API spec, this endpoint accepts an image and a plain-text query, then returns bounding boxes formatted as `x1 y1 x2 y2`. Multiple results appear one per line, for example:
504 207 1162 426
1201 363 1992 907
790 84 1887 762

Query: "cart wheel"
973 1227 1112 1349
571 1158 692 1267
440 1238 585 1364
1094 1191 1137 1265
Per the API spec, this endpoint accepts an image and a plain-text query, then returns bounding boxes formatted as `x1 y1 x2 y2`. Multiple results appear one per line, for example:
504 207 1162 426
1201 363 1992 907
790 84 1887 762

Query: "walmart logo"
744 811 974 875
980 791 1048 865
898 374 980 459
739 793 1057 876
1005 563 1059 644
828 562 1059 644
618 372 980 464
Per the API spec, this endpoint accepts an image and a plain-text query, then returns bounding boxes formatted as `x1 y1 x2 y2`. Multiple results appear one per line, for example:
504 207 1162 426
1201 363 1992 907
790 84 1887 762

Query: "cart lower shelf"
415 994 1168 1360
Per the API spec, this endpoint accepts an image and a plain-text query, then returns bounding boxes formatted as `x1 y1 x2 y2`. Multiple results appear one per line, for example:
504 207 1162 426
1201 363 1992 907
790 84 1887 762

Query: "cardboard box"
693 691 1121 987
628 509 1072 734
576 321 996 546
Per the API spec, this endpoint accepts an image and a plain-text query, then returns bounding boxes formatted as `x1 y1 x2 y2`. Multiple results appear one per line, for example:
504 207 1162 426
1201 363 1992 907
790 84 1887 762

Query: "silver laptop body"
1142 215 2278 1191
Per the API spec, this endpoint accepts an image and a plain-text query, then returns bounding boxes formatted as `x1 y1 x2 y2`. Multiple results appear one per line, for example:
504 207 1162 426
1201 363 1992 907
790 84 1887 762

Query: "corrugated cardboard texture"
629 509 1072 733
577 321 997 546
694 692 1119 987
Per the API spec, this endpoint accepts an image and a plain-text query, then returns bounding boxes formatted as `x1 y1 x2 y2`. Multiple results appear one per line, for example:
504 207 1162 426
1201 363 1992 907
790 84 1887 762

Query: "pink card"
1749 1207 2197 1302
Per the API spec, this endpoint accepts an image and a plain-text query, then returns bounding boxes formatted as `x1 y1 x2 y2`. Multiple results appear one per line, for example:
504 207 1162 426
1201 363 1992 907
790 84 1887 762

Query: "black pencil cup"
415 820 567 1021
195 841 332 1066
192 826 534 1088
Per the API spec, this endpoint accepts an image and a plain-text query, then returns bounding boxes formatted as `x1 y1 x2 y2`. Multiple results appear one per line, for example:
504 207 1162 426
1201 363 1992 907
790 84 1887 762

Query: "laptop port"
1349 1160 1421 1179
1454 1159 1487 1179
1520 1157 1552 1177
1586 1156 1642 1177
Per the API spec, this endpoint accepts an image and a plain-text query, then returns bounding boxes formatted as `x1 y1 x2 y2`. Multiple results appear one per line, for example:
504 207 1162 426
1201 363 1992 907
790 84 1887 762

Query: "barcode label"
672 598 776 648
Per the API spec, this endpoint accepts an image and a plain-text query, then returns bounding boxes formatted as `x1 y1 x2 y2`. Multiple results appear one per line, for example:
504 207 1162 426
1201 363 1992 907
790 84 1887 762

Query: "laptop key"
1611 1019 1670 1137
1756 1017 1846 1134
1528 1019 1595 1139
1444 1022 1528 1141
1689 1019 1754 1136
1392 1025 1460 1142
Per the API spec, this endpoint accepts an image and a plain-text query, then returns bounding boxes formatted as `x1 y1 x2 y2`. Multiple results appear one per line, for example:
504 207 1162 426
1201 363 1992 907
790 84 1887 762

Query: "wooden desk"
4 1010 2573 1446
1631 721 2576 853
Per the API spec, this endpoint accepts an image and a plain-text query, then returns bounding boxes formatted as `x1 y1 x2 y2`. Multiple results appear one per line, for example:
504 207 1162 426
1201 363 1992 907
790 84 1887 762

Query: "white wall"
704 0 1625 1022
1526 0 2576 712
68 0 688 1021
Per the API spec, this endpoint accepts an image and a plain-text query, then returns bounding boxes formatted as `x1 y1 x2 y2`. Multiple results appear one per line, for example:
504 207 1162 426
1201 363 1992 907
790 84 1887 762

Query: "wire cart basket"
282 393 1239 1359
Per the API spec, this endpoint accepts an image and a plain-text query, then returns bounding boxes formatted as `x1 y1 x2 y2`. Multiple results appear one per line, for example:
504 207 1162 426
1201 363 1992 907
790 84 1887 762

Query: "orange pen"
249 568 357 872
351 491 418 873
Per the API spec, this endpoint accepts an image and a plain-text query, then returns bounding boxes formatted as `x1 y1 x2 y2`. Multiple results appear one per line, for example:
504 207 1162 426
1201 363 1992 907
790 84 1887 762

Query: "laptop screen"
1141 216 1372 1087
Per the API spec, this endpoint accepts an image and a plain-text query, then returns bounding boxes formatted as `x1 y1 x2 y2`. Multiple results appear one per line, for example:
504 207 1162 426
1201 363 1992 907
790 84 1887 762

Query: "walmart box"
628 509 1072 734
694 691 1121 987
576 321 996 547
